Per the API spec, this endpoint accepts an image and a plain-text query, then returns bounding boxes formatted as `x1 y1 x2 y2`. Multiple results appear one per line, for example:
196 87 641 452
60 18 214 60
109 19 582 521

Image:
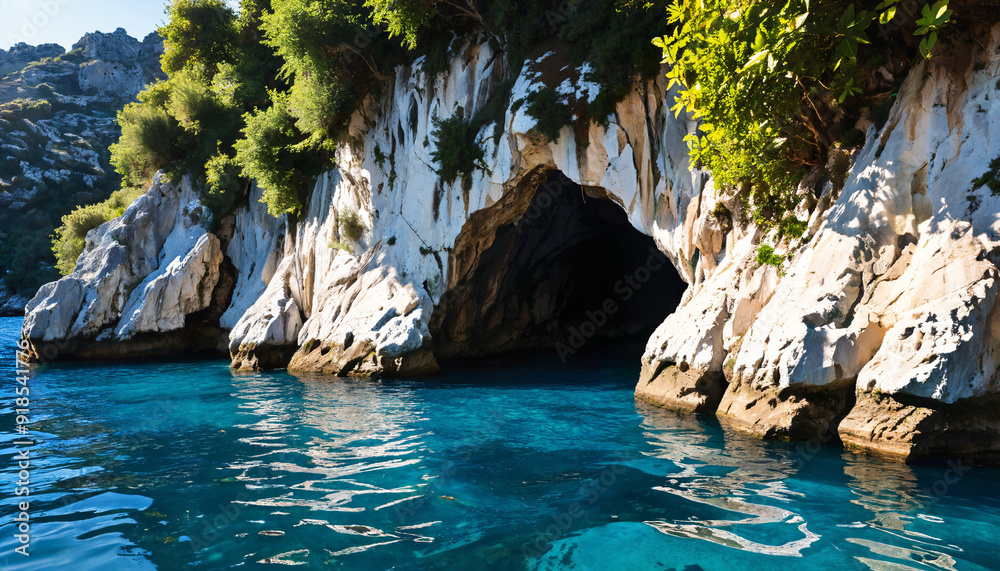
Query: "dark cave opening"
430 169 688 363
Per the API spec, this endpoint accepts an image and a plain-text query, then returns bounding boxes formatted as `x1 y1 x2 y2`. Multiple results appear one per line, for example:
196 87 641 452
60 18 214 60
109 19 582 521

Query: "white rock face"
78 60 145 98
22 175 222 346
22 27 1000 457
220 184 285 331
116 230 222 339
638 25 1000 453
219 39 705 375
74 27 148 97
726 39 1000 401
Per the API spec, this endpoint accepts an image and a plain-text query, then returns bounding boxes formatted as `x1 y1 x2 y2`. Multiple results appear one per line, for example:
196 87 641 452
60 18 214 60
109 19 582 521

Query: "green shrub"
166 65 226 134
755 244 785 267
430 111 485 185
234 92 321 216
160 0 239 76
524 88 573 143
972 155 1000 196
778 214 808 240
0 98 53 121
260 0 389 141
35 83 56 98
52 187 145 275
202 151 243 217
110 102 184 185
339 209 365 242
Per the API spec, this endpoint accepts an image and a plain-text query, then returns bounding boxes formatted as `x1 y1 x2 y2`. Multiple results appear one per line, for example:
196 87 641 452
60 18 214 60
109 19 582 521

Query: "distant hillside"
0 28 164 315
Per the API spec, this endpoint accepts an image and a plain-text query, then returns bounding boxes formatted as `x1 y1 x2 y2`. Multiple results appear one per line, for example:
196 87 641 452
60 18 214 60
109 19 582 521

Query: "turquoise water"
1 316 999 570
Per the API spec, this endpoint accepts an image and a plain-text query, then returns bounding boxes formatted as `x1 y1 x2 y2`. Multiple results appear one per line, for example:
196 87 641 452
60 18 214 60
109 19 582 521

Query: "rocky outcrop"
21 27 1000 459
0 43 63 77
21 175 232 361
74 28 164 98
0 285 29 317
638 26 1000 458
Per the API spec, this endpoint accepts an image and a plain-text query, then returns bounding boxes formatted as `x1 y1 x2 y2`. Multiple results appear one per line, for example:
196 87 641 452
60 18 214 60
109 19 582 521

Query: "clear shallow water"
1 316 999 570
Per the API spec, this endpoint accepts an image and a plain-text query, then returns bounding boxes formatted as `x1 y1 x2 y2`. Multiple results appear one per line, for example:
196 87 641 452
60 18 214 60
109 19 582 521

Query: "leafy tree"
365 0 434 49
160 0 240 76
260 0 369 141
234 92 322 215
110 100 184 186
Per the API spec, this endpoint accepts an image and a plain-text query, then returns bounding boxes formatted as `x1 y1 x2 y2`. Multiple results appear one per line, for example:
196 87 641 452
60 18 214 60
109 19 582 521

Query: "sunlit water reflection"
1 317 998 570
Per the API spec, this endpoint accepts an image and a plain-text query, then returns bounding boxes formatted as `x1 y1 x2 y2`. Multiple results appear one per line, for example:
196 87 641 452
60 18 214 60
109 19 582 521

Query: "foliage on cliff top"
655 0 964 226
107 0 672 218
110 0 405 218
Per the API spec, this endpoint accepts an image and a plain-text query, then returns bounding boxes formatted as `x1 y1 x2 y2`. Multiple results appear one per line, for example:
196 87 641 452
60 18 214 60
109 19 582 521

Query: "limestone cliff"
639 26 1000 459
22 27 1000 460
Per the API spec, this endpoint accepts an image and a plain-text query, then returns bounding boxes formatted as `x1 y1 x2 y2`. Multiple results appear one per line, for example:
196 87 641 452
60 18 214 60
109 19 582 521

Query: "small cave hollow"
430 169 688 362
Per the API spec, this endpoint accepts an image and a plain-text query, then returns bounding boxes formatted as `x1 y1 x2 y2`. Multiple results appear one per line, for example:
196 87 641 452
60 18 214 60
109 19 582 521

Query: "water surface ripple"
1 317 998 570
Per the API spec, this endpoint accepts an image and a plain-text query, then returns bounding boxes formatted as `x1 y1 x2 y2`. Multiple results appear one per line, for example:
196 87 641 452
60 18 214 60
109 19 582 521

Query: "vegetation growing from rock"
339 209 365 242
233 92 322 215
52 186 145 275
108 0 671 218
778 214 808 241
0 98 54 121
430 111 485 186
524 88 573 143
654 0 958 226
755 244 785 267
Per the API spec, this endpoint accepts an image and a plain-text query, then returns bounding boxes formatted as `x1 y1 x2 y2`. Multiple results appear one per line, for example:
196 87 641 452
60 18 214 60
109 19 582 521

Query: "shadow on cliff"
431 169 687 370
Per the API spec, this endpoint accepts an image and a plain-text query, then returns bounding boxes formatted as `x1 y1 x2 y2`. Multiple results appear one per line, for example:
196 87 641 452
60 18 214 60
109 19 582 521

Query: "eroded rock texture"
21 26 1000 459
639 26 1000 458
21 176 233 360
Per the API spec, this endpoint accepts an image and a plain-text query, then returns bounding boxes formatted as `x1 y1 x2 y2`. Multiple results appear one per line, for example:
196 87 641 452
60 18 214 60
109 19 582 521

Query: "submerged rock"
0 286 29 317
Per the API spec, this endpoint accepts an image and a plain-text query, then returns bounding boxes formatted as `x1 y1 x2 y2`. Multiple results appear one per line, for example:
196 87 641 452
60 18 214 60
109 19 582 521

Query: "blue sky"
1 0 240 51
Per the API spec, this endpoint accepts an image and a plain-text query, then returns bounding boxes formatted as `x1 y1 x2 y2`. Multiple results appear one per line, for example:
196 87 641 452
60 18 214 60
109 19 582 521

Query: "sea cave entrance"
430 169 687 364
